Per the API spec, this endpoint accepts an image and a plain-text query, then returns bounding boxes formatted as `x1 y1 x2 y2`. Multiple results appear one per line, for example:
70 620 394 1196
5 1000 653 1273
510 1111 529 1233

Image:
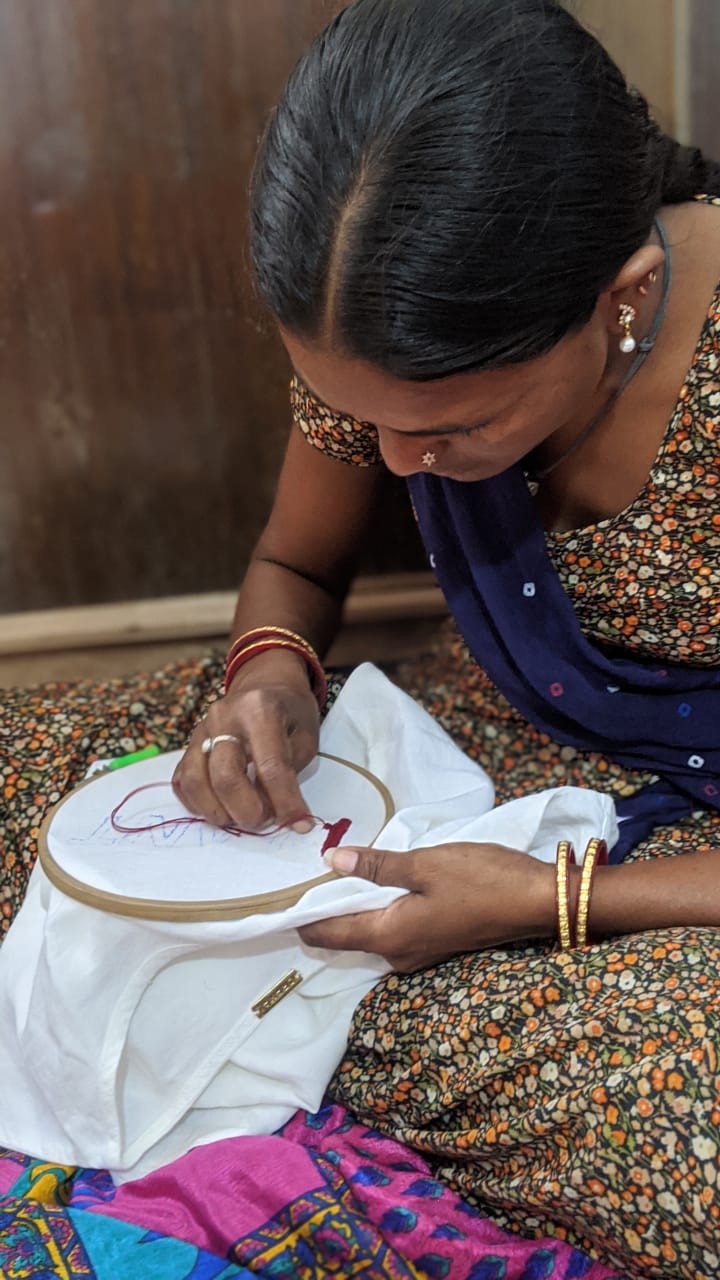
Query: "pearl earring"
618 304 637 354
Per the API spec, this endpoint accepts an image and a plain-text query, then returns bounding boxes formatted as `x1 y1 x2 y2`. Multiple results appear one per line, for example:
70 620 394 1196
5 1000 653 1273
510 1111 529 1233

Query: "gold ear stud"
639 269 658 298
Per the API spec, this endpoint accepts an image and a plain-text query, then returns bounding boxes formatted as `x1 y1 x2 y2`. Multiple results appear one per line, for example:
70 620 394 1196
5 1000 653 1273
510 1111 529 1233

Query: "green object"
107 745 161 771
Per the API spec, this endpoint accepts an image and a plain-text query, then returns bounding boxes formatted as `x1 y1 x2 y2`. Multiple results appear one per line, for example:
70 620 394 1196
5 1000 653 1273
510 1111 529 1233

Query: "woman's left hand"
299 842 557 972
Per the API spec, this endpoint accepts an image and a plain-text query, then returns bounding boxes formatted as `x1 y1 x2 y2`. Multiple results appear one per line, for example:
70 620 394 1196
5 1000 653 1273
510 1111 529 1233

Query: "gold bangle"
555 840 575 951
225 638 317 685
575 837 607 947
229 626 319 664
224 637 327 705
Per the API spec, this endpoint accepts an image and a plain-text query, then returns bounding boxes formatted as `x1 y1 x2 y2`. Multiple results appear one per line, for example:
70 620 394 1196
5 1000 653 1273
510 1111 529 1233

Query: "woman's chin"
432 462 509 483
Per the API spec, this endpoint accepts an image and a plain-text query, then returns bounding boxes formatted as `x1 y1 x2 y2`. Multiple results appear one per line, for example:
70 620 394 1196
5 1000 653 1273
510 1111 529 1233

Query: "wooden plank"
0 617 445 689
0 573 447 658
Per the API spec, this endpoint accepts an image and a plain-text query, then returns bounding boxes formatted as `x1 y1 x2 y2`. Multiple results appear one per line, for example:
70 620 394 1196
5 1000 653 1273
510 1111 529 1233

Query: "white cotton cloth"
0 663 617 1181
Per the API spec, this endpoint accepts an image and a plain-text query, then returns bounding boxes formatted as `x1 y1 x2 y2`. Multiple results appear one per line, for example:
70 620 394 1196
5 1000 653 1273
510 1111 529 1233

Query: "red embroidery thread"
111 782 351 855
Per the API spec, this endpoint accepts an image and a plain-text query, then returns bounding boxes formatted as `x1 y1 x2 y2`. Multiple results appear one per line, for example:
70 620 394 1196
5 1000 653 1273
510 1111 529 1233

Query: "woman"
170 1 720 1275
2 0 718 1274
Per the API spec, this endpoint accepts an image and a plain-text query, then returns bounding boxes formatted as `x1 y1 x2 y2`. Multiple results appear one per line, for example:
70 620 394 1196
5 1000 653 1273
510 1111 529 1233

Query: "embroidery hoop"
38 752 395 923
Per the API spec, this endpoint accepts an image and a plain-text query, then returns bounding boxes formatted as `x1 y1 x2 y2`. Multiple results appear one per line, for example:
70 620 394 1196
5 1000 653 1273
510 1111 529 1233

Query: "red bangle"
224 637 327 706
567 863 583 949
225 639 320 693
226 627 318 669
225 639 299 690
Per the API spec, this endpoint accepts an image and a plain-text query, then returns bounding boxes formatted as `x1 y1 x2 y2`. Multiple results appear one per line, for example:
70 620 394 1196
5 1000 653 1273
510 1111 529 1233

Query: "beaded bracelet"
224 629 327 707
575 837 609 948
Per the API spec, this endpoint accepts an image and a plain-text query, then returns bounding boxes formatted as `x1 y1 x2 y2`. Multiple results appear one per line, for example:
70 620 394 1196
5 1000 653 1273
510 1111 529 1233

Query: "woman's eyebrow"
386 419 494 439
294 372 493 437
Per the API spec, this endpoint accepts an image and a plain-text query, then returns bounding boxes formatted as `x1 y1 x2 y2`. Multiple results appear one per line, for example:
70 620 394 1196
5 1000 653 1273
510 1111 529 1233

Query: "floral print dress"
292 246 720 1280
2 206 720 1280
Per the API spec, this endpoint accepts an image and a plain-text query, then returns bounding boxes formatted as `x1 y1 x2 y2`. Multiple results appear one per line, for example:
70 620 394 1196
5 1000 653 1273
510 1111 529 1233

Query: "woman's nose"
377 431 441 478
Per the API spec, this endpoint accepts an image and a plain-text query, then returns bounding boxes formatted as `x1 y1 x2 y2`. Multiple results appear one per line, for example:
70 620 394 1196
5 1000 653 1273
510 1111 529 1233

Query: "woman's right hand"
172 651 321 832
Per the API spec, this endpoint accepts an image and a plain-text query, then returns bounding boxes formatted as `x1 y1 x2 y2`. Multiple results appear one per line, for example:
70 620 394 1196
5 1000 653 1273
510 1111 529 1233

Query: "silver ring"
201 734 242 755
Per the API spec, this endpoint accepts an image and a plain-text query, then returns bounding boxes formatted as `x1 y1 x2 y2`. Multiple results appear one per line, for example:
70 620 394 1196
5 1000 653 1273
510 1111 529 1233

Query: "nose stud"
421 451 437 468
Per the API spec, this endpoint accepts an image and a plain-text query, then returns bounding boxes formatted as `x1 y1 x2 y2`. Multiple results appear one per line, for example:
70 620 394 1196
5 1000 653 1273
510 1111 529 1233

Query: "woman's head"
250 0 704 382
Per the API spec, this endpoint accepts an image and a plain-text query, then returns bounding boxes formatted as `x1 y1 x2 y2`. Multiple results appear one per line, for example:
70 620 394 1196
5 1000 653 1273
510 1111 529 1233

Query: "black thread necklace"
525 217 672 490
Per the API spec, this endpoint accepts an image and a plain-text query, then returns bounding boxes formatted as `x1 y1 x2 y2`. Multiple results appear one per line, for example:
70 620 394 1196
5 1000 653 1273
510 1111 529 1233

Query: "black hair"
250 0 720 379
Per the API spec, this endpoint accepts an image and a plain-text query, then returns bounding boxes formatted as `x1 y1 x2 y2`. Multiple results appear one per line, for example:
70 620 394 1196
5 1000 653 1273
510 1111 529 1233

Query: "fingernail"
323 847 358 874
292 818 314 834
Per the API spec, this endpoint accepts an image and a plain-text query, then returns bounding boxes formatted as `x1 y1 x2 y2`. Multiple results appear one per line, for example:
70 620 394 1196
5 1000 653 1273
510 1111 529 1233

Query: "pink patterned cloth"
0 1152 26 1198
83 1104 626 1278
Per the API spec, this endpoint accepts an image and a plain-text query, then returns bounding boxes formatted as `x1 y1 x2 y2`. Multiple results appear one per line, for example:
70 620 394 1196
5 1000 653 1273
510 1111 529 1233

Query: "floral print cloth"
3 202 720 1280
290 222 720 1277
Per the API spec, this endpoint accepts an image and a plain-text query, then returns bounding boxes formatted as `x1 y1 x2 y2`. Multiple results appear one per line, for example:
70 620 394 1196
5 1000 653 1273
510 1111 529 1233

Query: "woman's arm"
173 430 384 828
299 842 720 971
589 847 720 935
231 428 383 658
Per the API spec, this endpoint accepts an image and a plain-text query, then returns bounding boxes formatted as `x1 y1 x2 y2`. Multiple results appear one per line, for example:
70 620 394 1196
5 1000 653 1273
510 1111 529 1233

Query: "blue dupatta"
408 466 720 861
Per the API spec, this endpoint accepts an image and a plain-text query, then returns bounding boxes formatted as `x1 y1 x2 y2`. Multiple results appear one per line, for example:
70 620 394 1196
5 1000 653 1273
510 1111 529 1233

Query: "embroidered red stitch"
111 782 352 855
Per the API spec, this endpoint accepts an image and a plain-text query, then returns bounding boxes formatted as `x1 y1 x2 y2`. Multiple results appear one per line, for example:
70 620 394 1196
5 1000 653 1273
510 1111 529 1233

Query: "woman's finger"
172 725 237 828
239 695 315 830
299 846 419 953
324 844 419 887
206 736 270 830
299 905 396 954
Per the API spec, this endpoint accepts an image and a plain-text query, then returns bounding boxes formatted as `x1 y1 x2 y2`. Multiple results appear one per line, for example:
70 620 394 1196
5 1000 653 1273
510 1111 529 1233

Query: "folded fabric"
0 664 617 1181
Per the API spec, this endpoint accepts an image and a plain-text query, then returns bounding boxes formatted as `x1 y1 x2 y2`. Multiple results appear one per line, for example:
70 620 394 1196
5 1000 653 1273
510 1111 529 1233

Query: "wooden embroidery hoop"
38 752 395 924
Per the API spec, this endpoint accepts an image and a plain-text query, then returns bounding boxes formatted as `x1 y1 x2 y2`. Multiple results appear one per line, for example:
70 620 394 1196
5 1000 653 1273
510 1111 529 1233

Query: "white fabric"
46 751 392 905
0 664 617 1181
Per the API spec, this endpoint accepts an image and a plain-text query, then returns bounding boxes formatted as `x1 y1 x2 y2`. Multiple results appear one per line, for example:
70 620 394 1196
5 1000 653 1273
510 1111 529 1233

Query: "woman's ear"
608 243 666 304
598 243 667 338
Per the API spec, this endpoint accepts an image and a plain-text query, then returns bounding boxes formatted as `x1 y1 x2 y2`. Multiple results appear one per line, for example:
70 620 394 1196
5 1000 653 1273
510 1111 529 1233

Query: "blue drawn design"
302 1108 332 1131
454 1199 481 1218
519 1248 557 1280
351 1145 385 1161
564 1249 595 1278
177 1251 242 1280
415 1251 452 1278
403 1178 443 1199
431 1223 466 1241
352 1166 391 1187
70 1167 116 1210
380 1206 418 1234
467 1257 508 1280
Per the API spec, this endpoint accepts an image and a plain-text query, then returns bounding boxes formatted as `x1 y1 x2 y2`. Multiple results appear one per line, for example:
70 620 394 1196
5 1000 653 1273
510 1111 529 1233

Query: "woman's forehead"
280 328 565 432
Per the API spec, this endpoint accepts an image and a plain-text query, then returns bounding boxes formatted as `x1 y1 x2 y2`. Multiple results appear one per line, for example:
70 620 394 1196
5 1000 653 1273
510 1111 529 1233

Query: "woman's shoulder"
290 376 382 467
668 196 720 377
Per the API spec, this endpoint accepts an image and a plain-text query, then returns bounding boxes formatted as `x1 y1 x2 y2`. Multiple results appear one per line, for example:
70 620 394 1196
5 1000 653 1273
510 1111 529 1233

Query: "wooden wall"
573 0 719 159
0 0 423 615
689 0 720 158
1 1 717 618
572 0 678 134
